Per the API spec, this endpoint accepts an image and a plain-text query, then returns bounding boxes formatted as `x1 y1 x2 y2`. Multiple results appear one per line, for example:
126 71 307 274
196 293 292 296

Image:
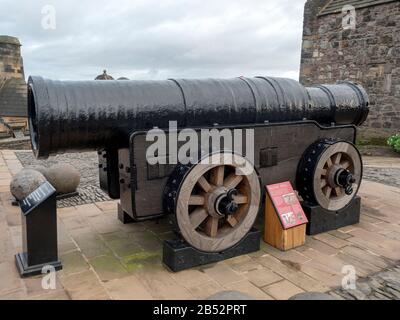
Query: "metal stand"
163 228 261 272
11 191 79 206
15 181 62 277
301 196 361 235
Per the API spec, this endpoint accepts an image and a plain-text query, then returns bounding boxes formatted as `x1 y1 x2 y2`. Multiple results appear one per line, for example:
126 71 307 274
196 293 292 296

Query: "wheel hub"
327 164 342 187
335 168 356 195
206 187 228 218
215 189 239 216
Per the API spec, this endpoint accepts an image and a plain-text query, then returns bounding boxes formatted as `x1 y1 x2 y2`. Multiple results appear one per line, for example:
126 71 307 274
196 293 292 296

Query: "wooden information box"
264 182 308 251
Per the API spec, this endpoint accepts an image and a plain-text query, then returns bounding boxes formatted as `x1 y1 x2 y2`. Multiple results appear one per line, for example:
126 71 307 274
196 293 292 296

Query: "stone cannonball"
46 163 81 194
10 169 47 200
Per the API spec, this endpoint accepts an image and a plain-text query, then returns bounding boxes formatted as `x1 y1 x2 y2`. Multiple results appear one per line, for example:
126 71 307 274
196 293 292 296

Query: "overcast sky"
0 0 306 81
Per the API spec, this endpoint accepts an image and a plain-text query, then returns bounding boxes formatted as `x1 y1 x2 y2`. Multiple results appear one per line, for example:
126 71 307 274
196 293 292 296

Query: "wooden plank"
209 166 224 187
190 208 209 228
204 217 219 237
197 176 212 193
223 174 243 189
188 195 205 206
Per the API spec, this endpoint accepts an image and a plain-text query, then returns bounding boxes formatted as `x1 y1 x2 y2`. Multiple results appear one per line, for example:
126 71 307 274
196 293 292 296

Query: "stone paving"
0 149 400 300
329 266 400 300
363 156 400 189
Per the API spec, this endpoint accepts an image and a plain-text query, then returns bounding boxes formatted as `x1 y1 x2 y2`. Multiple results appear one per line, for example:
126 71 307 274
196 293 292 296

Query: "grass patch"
121 251 162 272
356 137 388 146
387 134 400 153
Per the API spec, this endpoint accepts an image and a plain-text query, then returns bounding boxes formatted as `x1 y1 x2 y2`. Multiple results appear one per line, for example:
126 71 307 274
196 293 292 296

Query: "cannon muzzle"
28 76 369 158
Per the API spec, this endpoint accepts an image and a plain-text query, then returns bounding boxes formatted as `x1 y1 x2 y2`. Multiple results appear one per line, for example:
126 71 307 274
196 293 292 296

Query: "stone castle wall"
0 36 27 122
300 0 400 137
0 36 24 80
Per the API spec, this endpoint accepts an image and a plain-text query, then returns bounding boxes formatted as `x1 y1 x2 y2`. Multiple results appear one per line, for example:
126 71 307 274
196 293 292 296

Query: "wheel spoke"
204 217 219 237
321 179 327 188
333 153 342 164
197 176 212 192
210 166 225 187
189 195 205 206
226 216 238 227
190 208 209 229
224 173 243 189
325 186 332 198
334 187 342 197
233 194 248 204
316 167 327 176
326 157 333 167
341 161 351 169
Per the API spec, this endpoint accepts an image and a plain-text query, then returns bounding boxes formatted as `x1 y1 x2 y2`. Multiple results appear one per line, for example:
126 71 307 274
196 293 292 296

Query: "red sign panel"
266 181 308 230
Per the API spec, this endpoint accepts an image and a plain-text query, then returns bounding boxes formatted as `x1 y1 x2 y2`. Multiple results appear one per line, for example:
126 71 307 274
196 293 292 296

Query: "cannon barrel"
28 76 369 158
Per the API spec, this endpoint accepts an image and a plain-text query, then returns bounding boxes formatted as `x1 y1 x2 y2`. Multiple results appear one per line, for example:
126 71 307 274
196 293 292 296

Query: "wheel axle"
216 189 239 216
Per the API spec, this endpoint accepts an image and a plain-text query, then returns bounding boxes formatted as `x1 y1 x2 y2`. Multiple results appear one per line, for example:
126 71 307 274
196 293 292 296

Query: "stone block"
244 268 283 288
201 263 245 286
104 274 153 300
262 280 304 300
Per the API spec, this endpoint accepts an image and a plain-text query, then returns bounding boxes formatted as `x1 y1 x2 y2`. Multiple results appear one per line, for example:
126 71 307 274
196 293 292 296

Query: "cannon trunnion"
27 75 369 253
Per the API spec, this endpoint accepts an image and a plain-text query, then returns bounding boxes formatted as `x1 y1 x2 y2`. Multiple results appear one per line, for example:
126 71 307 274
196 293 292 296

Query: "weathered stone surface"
262 280 304 300
289 292 335 300
329 266 400 300
26 164 49 177
207 290 253 300
47 163 80 194
0 36 27 118
9 169 46 200
300 0 400 135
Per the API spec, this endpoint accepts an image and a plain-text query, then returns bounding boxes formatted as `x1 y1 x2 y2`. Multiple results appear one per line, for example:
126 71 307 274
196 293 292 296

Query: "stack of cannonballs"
10 163 80 201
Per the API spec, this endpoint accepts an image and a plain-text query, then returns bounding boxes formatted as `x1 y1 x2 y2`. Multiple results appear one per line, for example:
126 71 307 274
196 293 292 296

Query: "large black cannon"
28 75 368 253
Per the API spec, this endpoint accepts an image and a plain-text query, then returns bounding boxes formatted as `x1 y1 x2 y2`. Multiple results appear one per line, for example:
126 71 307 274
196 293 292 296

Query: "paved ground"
0 150 400 300
329 266 400 300
363 156 400 188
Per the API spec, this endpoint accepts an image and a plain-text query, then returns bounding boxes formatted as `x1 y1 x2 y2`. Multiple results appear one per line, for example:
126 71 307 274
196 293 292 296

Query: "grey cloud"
0 0 306 80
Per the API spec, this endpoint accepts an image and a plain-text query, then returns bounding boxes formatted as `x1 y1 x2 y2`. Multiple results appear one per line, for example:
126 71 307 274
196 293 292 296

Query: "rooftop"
0 36 21 46
318 0 399 16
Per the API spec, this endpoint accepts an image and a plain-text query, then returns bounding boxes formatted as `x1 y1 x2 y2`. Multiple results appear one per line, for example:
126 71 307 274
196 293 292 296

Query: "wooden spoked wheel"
297 140 362 212
167 153 261 253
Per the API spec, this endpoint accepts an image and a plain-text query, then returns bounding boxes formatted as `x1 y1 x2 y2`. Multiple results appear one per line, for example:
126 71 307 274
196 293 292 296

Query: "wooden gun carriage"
27 76 369 253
